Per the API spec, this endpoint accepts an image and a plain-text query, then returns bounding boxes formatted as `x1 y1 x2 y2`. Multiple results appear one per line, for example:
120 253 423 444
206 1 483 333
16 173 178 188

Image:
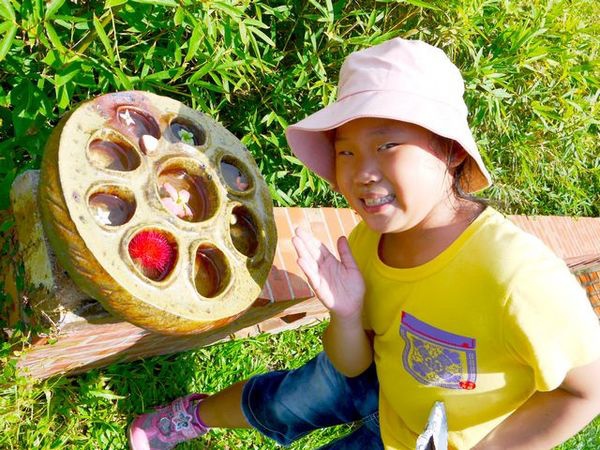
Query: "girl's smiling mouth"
362 194 396 208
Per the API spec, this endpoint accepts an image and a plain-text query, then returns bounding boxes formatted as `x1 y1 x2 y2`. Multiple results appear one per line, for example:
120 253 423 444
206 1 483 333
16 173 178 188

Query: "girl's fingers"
296 258 333 308
292 235 326 272
296 257 320 288
337 236 358 270
293 237 321 282
295 227 329 261
291 235 310 260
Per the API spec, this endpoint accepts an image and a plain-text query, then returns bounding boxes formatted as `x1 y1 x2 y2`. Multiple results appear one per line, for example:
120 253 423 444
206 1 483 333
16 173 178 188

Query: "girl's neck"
378 201 485 269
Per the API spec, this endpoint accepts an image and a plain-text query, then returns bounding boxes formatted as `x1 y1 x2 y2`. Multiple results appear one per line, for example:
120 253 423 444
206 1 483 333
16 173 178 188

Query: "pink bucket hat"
285 38 492 193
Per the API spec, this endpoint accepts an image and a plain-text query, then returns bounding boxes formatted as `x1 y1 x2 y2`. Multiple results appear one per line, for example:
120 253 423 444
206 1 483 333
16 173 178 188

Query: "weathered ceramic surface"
38 91 277 335
10 171 93 329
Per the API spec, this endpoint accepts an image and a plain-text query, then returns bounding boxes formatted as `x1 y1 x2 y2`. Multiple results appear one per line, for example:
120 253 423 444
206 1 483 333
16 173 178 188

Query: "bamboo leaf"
114 67 134 90
131 0 178 7
88 390 126 400
173 6 184 25
45 0 66 19
189 79 226 94
55 84 70 109
212 1 244 18
144 68 179 81
248 25 274 47
0 0 15 21
189 59 216 84
238 20 248 45
53 64 81 87
243 18 268 29
376 0 441 10
105 0 128 7
45 21 66 52
0 23 16 61
92 14 114 63
184 19 202 63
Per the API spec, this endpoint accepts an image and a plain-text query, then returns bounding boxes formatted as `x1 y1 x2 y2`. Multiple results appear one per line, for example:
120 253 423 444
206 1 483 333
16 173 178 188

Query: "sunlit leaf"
376 0 441 10
53 63 82 88
184 19 202 63
0 0 15 21
0 23 16 61
45 21 66 52
212 1 244 18
114 67 133 90
88 390 126 400
44 0 66 19
131 0 177 7
92 14 114 64
105 0 128 7
248 25 274 47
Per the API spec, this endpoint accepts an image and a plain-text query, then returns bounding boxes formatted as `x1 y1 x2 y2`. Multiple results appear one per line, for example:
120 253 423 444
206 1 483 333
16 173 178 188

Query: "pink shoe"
128 393 210 450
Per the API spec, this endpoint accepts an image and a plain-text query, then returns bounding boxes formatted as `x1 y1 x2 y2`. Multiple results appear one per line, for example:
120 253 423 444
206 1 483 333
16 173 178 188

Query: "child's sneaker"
128 393 210 450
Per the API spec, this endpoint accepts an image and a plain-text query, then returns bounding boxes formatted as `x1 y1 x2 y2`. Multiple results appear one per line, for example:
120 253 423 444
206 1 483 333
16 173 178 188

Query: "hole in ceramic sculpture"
128 229 178 282
169 118 206 146
88 137 141 171
220 157 251 192
157 163 218 222
116 106 160 139
88 188 136 226
230 205 259 257
194 244 230 298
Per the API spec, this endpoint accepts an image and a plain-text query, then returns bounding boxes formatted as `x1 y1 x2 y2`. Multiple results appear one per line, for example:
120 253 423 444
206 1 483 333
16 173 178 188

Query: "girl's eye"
377 143 399 152
337 150 353 156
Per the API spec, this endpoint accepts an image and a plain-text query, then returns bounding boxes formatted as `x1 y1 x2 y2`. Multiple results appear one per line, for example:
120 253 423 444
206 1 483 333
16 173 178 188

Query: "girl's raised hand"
292 227 365 319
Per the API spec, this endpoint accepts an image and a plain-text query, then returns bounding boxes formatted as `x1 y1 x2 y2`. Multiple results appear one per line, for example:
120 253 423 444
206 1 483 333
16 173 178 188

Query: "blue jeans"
241 352 383 449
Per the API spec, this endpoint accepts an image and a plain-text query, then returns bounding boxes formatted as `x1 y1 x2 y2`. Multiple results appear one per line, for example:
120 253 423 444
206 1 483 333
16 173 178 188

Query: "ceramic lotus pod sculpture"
38 91 276 335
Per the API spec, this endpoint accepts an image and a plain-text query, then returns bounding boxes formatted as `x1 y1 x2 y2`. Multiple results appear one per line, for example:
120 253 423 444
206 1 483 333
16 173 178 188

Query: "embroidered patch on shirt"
400 312 477 389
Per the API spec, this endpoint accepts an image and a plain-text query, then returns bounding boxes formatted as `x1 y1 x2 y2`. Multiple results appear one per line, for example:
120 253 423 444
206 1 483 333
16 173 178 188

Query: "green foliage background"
1 0 599 215
0 0 599 449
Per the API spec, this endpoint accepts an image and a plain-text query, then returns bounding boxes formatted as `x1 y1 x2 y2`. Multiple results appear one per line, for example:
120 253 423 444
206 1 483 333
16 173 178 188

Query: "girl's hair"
437 135 489 207
453 160 489 207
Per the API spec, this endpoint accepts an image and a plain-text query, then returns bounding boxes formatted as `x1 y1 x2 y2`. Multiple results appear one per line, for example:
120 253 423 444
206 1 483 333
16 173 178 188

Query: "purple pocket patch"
400 312 477 390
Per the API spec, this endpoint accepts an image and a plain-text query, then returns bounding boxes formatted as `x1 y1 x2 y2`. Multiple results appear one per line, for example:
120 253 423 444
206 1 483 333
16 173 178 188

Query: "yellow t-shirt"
348 207 600 450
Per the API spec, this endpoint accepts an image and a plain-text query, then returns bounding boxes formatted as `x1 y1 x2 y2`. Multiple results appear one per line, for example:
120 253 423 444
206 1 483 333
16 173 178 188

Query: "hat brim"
286 90 491 193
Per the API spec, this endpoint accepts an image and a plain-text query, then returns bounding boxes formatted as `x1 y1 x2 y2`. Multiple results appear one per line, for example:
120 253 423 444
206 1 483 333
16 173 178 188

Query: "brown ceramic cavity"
156 159 219 223
169 117 207 146
194 243 231 298
38 91 277 335
88 186 136 227
220 155 252 193
87 131 141 172
230 205 259 258
115 105 161 139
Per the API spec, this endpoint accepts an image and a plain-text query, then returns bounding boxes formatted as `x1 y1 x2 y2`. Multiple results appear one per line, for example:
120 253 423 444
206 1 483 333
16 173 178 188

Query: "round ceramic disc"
39 91 277 335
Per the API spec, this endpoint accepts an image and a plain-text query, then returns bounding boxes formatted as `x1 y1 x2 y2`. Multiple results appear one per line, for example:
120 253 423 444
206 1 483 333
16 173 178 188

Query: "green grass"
0 323 356 449
1 0 599 448
1 322 599 449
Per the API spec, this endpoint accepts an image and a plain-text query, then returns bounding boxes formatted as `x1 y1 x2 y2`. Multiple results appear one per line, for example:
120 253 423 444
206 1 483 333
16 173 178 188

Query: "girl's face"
334 118 460 235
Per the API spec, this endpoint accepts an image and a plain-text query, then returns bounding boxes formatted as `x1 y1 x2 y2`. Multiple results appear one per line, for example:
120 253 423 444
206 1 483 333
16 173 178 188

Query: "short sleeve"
503 257 600 392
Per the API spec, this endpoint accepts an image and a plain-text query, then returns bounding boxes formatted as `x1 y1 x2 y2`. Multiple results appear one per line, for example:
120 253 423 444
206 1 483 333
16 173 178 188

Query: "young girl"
128 38 600 450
